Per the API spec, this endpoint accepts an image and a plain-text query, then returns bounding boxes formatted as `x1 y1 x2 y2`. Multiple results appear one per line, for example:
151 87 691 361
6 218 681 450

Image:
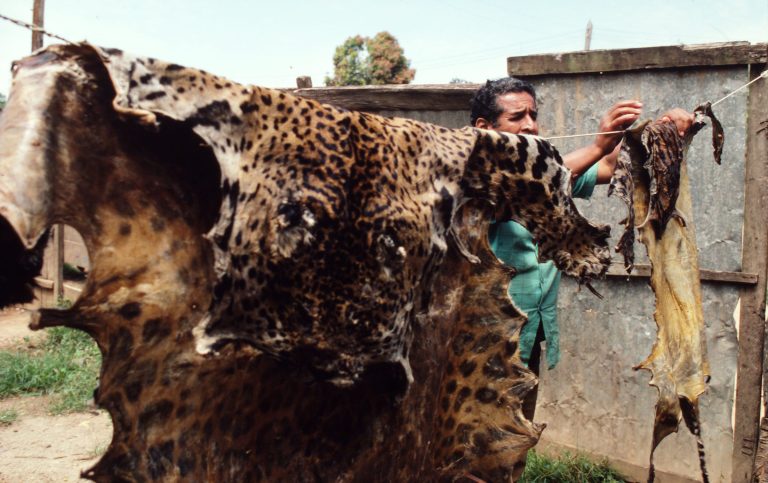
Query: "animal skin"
0 43 611 482
610 110 723 483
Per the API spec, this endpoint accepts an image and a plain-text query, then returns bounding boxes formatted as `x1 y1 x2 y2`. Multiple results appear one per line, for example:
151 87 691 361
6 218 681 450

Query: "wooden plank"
53 224 64 302
34 277 53 290
732 60 768 483
605 264 758 285
292 84 479 111
507 42 768 77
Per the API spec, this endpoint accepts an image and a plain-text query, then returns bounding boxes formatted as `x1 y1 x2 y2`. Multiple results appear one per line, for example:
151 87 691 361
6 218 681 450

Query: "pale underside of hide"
0 43 611 482
610 108 723 483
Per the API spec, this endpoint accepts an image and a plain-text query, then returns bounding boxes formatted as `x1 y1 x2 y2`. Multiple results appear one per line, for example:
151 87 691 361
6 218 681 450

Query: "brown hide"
0 43 610 482
611 113 723 483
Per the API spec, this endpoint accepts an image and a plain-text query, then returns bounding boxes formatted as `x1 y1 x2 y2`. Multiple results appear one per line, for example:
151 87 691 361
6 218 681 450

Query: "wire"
0 13 72 44
711 69 768 107
544 130 624 141
545 70 768 140
2 10 765 139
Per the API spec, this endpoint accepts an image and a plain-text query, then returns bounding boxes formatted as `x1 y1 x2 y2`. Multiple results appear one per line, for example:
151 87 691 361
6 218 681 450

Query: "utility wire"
0 12 72 44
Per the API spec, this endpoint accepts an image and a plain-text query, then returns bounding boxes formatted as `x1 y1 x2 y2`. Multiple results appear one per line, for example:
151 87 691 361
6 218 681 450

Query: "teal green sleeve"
572 163 599 199
489 220 539 273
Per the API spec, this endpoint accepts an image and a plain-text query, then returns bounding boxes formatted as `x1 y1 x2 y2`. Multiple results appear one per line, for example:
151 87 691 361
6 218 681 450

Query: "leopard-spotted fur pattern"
0 43 611 481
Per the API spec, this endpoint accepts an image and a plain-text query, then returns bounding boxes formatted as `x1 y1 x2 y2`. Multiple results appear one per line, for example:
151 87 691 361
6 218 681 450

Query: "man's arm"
562 100 642 182
563 103 696 185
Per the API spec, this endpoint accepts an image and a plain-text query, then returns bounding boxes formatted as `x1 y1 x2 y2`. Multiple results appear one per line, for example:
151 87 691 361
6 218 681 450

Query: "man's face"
475 91 539 135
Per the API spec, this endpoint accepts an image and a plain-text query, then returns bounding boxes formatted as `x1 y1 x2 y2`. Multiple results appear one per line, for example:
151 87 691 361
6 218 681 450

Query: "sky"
0 0 767 95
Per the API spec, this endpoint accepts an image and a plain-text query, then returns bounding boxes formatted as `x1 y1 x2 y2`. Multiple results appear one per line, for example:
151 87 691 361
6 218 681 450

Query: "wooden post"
296 76 313 88
30 0 64 305
31 0 44 50
54 225 64 302
731 60 768 482
584 20 592 51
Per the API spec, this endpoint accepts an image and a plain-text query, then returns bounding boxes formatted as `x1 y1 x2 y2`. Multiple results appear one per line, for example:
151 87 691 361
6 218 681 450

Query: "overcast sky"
1 0 766 94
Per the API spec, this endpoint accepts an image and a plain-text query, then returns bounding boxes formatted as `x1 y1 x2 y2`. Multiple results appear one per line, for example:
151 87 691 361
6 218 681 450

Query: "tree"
365 32 415 85
325 35 368 86
325 32 415 86
0 93 6 110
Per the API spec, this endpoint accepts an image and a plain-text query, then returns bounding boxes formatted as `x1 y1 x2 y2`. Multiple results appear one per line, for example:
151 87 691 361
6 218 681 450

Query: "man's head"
470 77 538 135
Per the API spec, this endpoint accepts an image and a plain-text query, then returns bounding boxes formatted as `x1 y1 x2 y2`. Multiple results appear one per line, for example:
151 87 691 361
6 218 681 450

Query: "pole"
584 20 592 51
30 0 64 304
31 0 44 50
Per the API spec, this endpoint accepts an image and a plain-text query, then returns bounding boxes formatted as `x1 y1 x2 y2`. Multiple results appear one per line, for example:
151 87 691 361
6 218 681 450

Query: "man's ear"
474 118 493 130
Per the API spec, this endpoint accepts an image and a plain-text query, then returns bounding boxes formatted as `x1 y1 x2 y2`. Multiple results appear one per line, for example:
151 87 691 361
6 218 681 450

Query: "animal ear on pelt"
113 104 159 130
84 42 159 130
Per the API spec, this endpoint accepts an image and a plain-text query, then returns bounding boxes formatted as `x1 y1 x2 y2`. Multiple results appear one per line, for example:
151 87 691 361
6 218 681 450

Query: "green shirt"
489 163 598 369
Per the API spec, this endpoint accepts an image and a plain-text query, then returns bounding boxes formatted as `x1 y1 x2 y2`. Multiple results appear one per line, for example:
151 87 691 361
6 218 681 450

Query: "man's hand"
657 108 695 137
563 100 641 181
595 100 643 156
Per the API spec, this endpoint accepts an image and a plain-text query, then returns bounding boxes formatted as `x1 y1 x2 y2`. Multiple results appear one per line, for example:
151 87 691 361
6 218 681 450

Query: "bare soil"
0 309 113 483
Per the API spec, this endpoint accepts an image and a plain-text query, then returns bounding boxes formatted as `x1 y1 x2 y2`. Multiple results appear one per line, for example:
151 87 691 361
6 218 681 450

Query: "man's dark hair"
469 77 536 126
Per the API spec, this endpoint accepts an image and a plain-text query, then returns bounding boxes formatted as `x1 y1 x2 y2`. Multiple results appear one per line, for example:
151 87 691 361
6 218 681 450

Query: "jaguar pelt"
0 42 610 481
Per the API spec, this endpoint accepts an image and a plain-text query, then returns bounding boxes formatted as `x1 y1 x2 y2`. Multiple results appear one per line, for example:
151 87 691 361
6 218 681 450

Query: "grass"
0 409 18 425
0 326 101 414
89 441 109 459
520 450 626 483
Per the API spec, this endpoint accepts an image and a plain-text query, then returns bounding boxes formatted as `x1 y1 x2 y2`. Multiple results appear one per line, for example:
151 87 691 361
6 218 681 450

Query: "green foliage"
325 31 415 86
520 450 626 483
0 408 18 425
63 262 87 281
57 296 74 309
0 92 6 110
365 32 415 85
326 35 368 86
89 442 109 458
0 327 101 414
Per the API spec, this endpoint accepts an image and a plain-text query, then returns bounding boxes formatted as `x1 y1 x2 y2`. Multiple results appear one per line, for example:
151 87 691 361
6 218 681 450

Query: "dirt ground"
0 308 113 483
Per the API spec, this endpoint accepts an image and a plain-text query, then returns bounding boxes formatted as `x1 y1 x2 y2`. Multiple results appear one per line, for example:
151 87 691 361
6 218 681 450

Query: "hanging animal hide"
0 43 611 482
609 106 724 483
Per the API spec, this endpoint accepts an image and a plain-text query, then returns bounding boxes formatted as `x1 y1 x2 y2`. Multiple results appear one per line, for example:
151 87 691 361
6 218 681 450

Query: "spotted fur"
0 43 611 482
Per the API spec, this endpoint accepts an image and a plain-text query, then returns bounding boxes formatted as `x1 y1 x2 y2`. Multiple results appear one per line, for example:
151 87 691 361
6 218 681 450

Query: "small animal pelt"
609 107 724 483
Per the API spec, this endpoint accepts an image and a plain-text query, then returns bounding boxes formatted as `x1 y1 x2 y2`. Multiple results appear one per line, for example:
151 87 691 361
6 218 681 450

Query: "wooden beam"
507 42 768 77
292 84 479 111
732 60 768 483
605 264 758 285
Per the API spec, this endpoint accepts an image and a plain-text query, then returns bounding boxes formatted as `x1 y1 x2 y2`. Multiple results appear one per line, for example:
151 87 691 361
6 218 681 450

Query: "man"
469 77 692 420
